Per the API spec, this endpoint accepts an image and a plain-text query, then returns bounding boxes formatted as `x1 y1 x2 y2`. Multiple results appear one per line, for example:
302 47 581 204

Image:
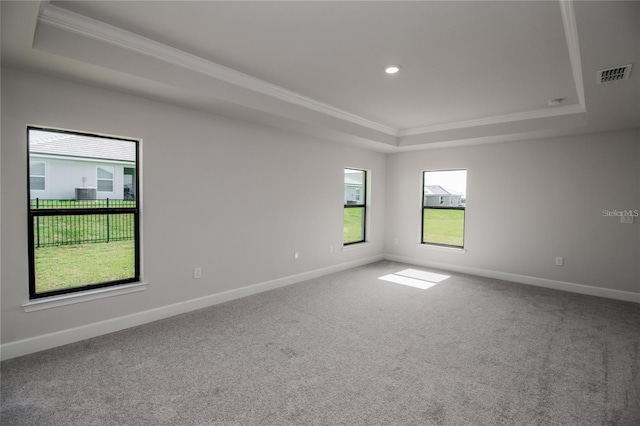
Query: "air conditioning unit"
75 188 97 200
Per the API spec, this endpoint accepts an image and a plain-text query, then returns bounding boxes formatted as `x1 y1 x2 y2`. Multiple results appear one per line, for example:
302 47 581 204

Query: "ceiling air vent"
597 64 632 84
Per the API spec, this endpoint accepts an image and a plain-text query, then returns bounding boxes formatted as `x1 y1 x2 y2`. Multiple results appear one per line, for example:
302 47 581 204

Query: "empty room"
1 1 639 425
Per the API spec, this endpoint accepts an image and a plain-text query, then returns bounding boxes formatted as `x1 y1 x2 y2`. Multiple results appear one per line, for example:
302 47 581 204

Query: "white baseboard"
0 255 384 361
385 254 640 304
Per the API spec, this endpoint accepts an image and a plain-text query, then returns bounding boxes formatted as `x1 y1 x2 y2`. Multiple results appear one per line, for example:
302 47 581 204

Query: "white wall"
2 67 638 357
385 131 640 295
1 68 386 347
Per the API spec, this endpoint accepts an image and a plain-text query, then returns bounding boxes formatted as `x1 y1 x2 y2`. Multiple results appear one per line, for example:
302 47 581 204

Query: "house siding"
424 195 462 207
29 156 131 200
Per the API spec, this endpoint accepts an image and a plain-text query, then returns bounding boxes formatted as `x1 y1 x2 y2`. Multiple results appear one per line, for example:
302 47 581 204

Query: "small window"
422 170 467 248
344 168 367 245
27 127 140 299
97 166 114 192
30 161 46 191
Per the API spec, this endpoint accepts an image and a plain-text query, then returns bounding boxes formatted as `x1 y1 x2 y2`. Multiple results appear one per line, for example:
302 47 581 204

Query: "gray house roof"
424 185 462 196
29 130 136 163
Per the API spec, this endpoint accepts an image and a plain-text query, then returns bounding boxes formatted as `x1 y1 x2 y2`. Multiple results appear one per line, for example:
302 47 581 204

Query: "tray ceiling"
2 1 638 151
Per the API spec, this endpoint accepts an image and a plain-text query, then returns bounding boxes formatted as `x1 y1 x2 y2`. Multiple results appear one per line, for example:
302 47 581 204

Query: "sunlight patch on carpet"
378 268 450 290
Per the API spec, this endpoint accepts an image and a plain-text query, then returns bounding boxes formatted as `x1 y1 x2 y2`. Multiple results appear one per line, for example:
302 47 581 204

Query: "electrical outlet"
193 267 202 279
294 251 300 260
555 257 564 266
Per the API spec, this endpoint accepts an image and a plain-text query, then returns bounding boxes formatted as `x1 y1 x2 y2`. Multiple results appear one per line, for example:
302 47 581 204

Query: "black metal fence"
30 199 136 210
30 199 136 248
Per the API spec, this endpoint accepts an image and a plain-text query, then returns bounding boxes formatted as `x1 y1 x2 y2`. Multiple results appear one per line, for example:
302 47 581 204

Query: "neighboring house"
424 185 463 207
29 130 136 200
344 171 364 204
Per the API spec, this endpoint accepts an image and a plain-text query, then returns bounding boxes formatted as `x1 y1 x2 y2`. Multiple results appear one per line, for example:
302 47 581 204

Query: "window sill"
417 243 466 253
22 281 148 312
343 241 371 251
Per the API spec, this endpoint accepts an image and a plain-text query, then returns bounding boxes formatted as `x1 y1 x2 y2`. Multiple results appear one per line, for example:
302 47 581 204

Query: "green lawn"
31 199 136 247
344 207 365 244
33 213 135 247
423 208 465 247
34 240 135 293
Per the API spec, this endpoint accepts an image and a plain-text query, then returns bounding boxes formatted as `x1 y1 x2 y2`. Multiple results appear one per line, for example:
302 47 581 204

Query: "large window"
344 168 367 245
27 127 140 299
422 169 467 248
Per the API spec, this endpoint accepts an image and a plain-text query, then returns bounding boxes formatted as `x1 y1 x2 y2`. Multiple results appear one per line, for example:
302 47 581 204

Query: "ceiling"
2 1 639 152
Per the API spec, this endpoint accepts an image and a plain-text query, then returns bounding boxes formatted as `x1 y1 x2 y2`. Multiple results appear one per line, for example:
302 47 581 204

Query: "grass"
344 207 365 244
34 214 135 247
31 199 136 248
35 240 135 293
30 199 138 294
423 208 465 247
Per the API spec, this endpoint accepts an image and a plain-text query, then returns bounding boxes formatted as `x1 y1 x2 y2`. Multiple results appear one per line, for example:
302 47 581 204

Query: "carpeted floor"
2 261 639 425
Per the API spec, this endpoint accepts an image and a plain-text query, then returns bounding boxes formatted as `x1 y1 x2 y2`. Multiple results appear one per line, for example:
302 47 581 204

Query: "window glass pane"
34 238 135 294
344 169 365 205
31 161 45 176
97 180 114 192
422 208 465 246
32 211 135 293
97 167 114 179
344 206 365 244
30 176 45 191
423 170 466 247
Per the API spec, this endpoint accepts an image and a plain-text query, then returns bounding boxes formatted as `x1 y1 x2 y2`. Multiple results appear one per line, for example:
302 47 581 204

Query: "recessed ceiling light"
385 65 401 74
547 98 564 106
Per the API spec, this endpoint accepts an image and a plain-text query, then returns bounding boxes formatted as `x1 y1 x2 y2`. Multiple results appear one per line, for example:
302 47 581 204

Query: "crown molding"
397 103 586 137
38 4 398 137
560 0 586 109
38 3 586 144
